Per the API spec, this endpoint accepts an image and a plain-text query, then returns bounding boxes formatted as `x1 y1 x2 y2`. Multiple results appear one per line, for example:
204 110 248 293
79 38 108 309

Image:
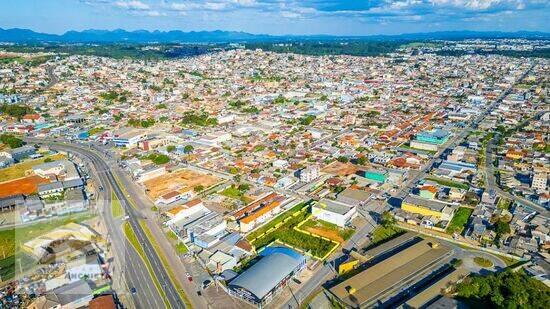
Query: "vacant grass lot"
446 207 473 235
0 252 37 281
367 225 405 249
251 210 337 258
0 153 65 183
246 202 308 241
425 176 469 190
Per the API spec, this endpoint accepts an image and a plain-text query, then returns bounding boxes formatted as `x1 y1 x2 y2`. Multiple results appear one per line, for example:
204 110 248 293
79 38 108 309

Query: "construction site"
143 168 220 200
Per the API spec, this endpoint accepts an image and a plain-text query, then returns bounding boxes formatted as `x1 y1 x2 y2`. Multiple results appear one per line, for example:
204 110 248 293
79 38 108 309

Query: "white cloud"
168 0 259 12
204 2 229 11
114 0 150 10
143 10 165 16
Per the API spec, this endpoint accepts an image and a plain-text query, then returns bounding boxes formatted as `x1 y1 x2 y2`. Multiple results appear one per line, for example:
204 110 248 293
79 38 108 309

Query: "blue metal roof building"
228 247 306 306
439 160 476 173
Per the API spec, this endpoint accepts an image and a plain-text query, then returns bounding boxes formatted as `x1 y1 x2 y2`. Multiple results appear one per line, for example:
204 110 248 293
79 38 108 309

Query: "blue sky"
1 0 549 35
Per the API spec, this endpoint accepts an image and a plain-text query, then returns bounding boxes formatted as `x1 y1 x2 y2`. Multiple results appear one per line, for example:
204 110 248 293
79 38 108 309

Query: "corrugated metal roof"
229 247 304 301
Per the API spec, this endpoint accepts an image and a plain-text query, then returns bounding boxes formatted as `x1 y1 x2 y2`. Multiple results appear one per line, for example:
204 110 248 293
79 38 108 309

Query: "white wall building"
300 165 319 183
311 199 357 227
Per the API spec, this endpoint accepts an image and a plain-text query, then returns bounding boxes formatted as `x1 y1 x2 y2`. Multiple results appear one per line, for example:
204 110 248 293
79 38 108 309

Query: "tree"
147 154 169 165
184 145 194 154
238 183 250 192
194 185 204 192
337 156 349 163
233 174 241 183
0 134 24 149
381 211 396 227
494 219 510 236
356 156 367 165
166 145 176 153
455 270 550 308
300 115 316 126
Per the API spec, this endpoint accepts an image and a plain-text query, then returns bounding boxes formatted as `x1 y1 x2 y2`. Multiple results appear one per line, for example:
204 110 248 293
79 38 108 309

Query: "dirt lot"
322 161 358 176
143 168 219 199
304 226 344 242
0 175 50 198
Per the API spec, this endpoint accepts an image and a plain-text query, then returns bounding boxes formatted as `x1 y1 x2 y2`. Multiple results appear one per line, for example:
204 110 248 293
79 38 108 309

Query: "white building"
311 199 357 227
532 167 548 192
300 165 319 183
112 128 147 148
165 199 206 224
195 132 232 147
136 165 166 183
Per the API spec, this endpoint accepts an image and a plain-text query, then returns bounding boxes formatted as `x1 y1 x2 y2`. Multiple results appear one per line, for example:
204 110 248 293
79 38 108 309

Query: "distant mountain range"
0 28 549 43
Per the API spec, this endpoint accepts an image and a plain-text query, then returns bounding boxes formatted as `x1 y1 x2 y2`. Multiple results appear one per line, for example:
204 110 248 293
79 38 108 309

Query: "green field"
425 176 469 190
446 207 473 235
0 252 37 281
366 225 405 249
251 207 336 258
220 186 244 199
246 202 309 241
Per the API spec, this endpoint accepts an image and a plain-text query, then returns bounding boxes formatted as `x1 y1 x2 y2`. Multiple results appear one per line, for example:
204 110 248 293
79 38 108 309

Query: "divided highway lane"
29 139 185 309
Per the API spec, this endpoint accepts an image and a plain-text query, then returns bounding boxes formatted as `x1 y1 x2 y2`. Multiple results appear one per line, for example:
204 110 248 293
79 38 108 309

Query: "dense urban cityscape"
0 1 549 309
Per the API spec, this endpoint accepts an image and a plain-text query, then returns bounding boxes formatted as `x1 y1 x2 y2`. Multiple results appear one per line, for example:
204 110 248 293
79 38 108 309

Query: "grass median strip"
115 172 190 306
111 191 124 218
123 222 170 308
139 220 192 308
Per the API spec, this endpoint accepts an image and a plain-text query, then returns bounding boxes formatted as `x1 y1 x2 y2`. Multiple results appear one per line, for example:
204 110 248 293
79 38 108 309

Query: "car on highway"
130 287 137 295
186 272 193 282
202 280 212 289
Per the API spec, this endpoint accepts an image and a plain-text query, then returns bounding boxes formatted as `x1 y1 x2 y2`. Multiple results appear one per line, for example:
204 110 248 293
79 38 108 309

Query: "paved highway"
28 139 185 309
